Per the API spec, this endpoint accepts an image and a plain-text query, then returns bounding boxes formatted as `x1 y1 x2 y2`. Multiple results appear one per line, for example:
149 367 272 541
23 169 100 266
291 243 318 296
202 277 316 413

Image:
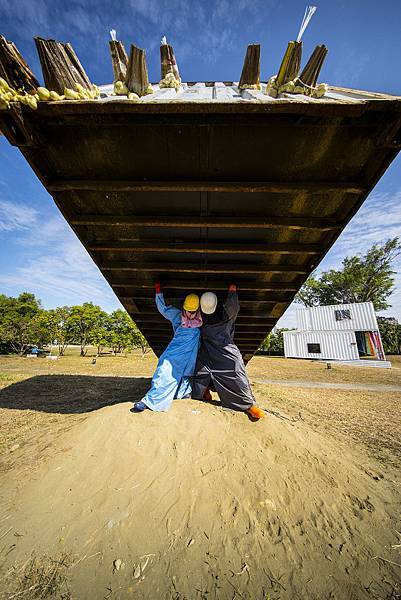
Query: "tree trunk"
125 44 149 96
0 35 39 92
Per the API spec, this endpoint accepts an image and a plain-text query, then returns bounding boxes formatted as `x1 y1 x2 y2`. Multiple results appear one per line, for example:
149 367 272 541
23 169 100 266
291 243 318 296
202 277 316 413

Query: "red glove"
228 284 237 292
155 281 161 293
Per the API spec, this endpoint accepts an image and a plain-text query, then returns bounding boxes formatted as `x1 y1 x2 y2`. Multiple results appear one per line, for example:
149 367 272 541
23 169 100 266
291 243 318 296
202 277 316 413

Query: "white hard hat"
200 291 217 314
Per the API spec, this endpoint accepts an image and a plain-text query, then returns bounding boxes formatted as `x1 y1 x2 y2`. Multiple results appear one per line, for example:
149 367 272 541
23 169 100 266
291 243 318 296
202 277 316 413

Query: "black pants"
192 367 255 412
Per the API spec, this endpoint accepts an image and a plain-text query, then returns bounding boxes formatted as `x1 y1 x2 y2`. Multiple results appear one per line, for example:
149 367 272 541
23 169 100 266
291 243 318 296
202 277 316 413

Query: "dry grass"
254 382 401 467
248 355 401 386
0 552 72 600
0 348 158 378
1 350 400 473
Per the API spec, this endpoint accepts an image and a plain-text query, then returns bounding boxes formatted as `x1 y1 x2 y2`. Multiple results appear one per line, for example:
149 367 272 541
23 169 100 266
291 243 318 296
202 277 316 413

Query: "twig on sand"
233 563 249 576
264 409 302 424
262 567 287 592
371 555 401 568
71 551 101 567
225 577 246 599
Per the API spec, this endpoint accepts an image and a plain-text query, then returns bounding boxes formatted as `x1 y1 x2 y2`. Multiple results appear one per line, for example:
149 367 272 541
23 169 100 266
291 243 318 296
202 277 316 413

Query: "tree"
0 292 42 354
31 310 58 350
296 238 401 311
91 312 112 355
105 310 149 355
260 328 290 355
378 317 401 355
53 307 75 355
131 325 151 357
68 303 106 356
32 307 76 355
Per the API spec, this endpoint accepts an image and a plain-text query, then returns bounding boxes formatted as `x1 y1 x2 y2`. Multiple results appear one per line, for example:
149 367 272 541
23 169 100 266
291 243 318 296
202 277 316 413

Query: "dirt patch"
0 353 400 599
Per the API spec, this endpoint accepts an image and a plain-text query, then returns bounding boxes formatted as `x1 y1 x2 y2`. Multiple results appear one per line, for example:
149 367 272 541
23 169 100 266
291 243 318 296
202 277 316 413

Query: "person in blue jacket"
132 282 202 413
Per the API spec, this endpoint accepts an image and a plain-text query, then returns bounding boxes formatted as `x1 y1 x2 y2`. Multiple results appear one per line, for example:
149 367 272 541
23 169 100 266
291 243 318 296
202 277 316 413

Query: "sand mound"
1 398 400 599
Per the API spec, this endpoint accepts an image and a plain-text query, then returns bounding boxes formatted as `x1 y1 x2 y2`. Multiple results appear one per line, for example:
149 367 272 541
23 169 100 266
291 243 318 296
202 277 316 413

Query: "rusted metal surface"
1 84 401 360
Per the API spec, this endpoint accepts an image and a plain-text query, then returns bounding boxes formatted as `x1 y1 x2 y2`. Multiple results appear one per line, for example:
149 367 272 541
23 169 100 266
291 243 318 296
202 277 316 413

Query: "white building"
283 302 390 367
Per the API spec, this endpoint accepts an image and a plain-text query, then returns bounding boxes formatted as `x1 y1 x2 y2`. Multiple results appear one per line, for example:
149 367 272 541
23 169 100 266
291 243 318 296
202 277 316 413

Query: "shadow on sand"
0 375 152 414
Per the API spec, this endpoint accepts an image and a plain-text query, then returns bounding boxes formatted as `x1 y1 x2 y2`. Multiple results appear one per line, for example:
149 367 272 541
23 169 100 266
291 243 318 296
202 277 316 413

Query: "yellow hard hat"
183 293 200 312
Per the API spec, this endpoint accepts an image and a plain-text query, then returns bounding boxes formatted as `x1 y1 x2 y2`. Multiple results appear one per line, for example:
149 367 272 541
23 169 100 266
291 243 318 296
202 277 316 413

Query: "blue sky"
0 0 401 327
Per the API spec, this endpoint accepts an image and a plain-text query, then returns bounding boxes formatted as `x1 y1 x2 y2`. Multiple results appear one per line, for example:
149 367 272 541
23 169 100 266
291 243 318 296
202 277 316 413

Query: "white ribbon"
297 6 317 42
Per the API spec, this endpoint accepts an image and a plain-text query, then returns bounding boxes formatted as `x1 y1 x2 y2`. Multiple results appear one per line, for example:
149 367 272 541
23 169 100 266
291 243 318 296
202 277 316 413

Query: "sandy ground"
0 353 400 599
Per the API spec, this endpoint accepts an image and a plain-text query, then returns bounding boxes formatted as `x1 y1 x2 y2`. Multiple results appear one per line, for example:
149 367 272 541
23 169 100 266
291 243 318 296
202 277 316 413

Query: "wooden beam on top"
126 310 277 318
48 180 363 194
121 295 290 305
137 323 273 330
132 310 277 318
233 335 268 339
133 324 172 330
120 296 280 306
134 317 276 326
235 323 276 327
89 241 322 255
111 281 299 291
101 262 309 275
70 214 339 231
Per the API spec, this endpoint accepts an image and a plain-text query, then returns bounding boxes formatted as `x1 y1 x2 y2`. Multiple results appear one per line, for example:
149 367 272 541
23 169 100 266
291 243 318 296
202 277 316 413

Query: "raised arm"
154 283 181 323
223 284 240 320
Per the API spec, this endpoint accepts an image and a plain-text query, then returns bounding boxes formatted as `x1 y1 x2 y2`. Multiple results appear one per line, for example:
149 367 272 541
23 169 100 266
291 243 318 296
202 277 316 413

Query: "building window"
307 343 321 353
335 309 351 321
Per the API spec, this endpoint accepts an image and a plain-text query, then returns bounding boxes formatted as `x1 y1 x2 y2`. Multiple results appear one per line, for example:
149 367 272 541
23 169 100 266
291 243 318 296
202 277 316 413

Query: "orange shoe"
246 405 265 421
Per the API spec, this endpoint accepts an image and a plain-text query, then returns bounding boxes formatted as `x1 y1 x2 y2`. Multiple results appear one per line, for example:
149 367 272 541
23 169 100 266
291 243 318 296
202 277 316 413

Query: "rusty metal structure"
1 82 401 360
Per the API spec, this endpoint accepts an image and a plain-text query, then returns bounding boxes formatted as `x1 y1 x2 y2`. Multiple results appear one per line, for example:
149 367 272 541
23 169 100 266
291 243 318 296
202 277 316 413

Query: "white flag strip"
110 29 117 41
297 6 317 42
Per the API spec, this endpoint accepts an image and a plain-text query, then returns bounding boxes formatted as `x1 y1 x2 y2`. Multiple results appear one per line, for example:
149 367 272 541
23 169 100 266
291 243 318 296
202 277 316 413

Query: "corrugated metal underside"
2 87 401 359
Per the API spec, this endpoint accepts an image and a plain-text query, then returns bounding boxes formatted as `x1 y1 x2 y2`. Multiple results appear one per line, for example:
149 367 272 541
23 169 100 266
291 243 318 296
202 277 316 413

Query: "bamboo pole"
276 41 302 87
159 42 180 86
125 44 151 96
0 35 39 92
239 44 260 89
34 37 92 95
64 43 92 90
299 44 328 87
109 40 128 82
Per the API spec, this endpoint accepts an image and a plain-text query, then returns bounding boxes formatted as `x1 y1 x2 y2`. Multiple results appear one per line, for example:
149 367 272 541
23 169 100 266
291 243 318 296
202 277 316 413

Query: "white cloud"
0 207 119 310
128 0 275 62
0 199 37 232
0 0 52 39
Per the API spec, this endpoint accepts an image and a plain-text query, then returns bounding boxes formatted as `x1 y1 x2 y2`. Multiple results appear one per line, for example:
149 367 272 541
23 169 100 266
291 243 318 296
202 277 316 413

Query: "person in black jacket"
192 284 265 420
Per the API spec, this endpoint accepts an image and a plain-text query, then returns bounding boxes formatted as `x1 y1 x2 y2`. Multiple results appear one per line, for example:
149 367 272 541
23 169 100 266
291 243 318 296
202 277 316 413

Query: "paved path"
253 379 401 393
